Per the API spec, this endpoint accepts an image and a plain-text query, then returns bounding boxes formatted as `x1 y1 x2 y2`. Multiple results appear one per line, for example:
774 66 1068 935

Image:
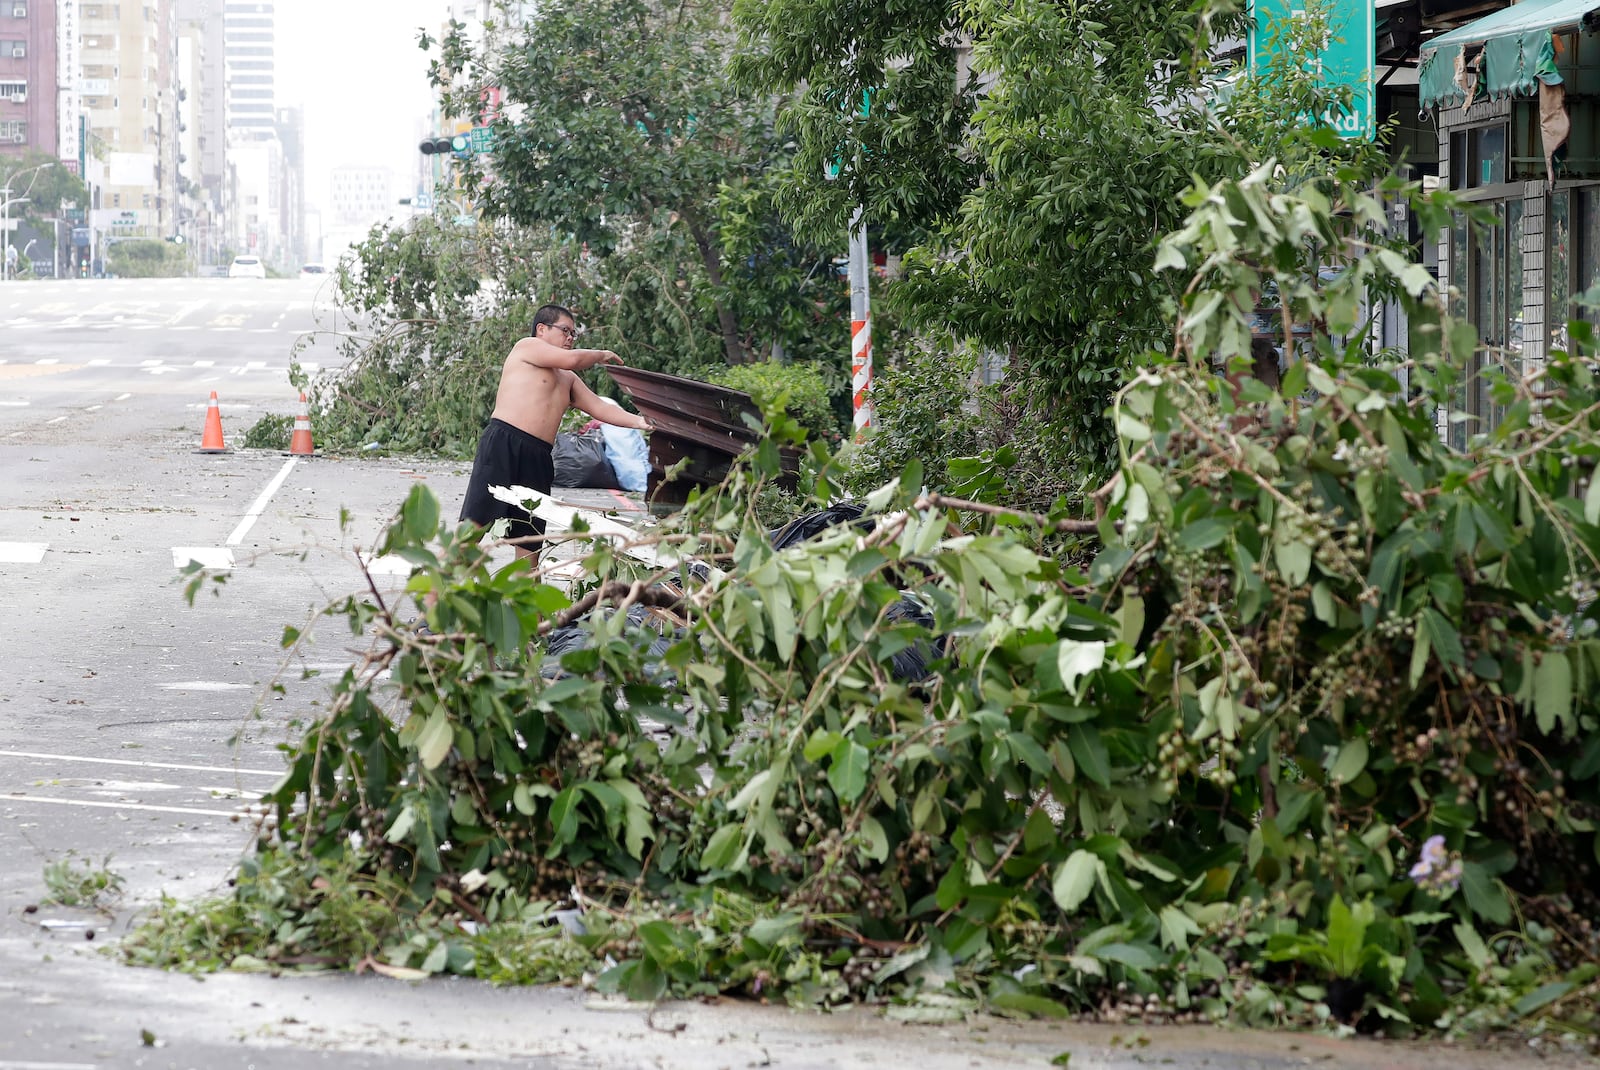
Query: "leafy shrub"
706 361 841 443
243 414 292 451
107 239 189 278
127 166 1600 1044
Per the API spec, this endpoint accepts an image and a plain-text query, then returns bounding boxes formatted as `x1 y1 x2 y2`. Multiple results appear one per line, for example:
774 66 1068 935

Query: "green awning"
1419 0 1600 110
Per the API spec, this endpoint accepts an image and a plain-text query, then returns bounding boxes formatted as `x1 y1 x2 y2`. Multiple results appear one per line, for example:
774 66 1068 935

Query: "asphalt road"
0 278 1591 1070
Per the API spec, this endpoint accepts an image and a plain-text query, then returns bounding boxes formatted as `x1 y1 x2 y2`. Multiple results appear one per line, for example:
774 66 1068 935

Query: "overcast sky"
274 0 452 212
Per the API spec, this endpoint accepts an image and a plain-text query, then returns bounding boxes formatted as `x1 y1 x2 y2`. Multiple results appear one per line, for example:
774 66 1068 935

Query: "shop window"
1546 187 1600 351
1448 201 1522 447
1451 124 1509 189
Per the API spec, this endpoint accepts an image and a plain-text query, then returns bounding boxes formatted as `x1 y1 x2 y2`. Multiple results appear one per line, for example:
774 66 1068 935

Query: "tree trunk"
681 208 748 365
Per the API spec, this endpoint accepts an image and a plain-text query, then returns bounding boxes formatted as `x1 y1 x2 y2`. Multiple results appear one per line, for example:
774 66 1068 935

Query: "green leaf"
512 783 536 816
1327 737 1369 786
1533 652 1573 735
1586 475 1600 526
1461 862 1511 925
1044 639 1107 699
859 816 889 862
415 710 453 770
1176 518 1231 551
1052 849 1099 913
547 787 580 847
1273 539 1312 585
1067 724 1112 788
989 992 1071 1019
1159 905 1201 950
828 738 869 803
1453 921 1490 969
1512 981 1575 1019
700 823 742 870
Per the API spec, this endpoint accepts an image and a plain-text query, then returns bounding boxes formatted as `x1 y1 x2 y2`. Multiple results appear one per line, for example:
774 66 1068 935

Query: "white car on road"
228 255 266 279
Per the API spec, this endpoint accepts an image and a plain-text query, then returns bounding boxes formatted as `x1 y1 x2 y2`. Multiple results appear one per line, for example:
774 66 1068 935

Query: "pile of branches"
126 169 1599 1042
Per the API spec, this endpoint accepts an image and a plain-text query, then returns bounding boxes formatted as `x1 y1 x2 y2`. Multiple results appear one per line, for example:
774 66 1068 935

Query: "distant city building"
177 0 227 261
80 0 182 240
223 0 273 140
330 165 393 229
0 0 61 161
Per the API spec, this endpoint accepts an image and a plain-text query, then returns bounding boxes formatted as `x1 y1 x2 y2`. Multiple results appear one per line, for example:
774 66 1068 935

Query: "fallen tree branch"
539 581 687 635
918 492 1115 534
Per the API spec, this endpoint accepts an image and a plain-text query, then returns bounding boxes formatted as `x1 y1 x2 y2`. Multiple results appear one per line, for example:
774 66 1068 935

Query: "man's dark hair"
532 304 573 333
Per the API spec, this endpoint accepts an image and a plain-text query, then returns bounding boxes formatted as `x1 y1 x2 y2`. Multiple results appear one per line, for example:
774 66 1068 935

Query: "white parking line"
0 542 49 563
84 404 101 411
46 416 67 424
171 458 299 572
2 794 256 819
114 392 131 401
172 547 234 570
0 749 280 777
226 457 297 545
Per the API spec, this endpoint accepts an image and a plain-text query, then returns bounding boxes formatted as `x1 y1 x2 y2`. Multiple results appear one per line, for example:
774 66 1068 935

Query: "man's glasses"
548 323 579 339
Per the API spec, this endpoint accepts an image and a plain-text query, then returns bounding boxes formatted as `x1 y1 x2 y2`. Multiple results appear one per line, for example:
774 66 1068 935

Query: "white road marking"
359 552 414 576
46 416 67 424
172 546 235 570
114 392 131 401
0 542 49 563
226 457 298 546
88 358 111 366
2 794 256 819
140 359 162 367
0 400 27 406
34 358 58 365
245 360 268 369
0 749 279 777
84 404 101 411
0 1060 102 1070
193 359 215 366
158 681 252 691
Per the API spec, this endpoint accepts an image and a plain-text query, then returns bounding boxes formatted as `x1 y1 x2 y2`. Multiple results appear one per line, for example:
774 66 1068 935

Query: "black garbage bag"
884 595 943 683
552 429 622 489
769 502 866 549
539 601 681 679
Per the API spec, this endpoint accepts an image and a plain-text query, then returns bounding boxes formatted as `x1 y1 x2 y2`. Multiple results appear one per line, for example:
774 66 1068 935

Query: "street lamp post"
1 196 31 280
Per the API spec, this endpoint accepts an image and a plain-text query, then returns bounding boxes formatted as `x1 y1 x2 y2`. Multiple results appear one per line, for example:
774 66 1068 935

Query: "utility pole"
848 205 873 437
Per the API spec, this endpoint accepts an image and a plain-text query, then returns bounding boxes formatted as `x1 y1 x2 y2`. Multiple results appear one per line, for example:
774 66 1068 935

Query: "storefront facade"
1421 0 1600 443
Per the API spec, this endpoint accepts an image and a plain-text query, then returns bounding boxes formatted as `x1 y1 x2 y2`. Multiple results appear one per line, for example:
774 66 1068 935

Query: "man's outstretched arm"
512 335 623 371
569 376 651 431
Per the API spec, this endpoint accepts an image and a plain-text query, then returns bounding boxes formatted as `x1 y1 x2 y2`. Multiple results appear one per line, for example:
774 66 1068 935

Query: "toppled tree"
127 168 1598 1041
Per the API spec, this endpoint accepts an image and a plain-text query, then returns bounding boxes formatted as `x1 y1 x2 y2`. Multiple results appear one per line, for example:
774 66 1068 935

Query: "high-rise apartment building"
0 0 61 161
177 0 226 260
223 0 272 140
80 0 182 239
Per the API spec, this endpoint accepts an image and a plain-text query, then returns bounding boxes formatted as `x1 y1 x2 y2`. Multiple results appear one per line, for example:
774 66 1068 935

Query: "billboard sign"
1248 0 1374 139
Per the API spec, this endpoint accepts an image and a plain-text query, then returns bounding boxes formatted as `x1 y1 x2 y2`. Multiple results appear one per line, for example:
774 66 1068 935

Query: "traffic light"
419 134 472 156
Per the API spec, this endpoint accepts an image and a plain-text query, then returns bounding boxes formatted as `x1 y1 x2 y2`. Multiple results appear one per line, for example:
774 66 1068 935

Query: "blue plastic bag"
600 424 650 493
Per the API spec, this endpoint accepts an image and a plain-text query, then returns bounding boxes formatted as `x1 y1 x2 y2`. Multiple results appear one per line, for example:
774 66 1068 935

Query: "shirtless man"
458 303 651 560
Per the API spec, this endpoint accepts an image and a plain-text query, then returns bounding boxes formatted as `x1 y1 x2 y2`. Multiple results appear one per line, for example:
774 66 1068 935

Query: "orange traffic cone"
198 390 226 453
289 392 315 456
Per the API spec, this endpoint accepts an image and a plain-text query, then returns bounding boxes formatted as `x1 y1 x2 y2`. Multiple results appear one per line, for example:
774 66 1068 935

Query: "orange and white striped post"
848 205 873 438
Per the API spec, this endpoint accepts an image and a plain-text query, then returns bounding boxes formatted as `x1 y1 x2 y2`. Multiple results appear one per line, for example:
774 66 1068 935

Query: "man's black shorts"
459 418 554 548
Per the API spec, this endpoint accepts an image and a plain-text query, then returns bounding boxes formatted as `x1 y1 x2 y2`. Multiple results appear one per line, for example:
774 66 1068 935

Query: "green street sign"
1248 0 1374 140
469 125 496 153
